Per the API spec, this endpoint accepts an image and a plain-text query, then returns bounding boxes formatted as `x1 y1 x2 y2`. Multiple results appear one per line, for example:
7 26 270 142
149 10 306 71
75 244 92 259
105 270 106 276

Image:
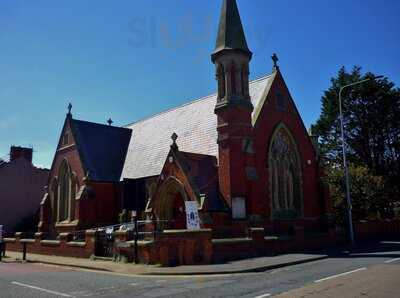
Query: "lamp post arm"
341 78 372 92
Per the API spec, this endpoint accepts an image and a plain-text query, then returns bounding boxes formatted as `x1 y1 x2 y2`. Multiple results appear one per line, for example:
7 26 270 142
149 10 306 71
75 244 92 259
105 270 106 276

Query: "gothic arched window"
241 64 249 97
50 178 58 224
216 63 226 100
268 125 303 219
230 63 237 96
70 173 78 221
58 160 71 222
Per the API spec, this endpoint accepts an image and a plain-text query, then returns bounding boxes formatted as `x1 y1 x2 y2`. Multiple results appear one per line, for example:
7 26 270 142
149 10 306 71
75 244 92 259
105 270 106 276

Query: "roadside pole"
0 225 3 261
22 242 27 261
133 211 139 264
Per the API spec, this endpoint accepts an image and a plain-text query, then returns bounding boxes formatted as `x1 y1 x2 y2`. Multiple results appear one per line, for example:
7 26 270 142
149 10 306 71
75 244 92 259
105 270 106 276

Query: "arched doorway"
155 177 187 230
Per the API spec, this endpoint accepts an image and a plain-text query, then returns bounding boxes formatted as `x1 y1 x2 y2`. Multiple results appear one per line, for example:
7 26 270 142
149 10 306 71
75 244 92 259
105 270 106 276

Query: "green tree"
327 164 389 226
313 66 400 211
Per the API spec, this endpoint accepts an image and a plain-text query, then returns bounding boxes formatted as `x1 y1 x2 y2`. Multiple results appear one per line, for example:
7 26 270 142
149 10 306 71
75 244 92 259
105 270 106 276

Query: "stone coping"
20 239 35 243
115 230 131 235
162 229 212 234
55 222 79 228
264 236 279 241
125 240 154 247
40 240 61 246
85 230 97 235
212 238 252 244
249 228 265 232
67 241 86 247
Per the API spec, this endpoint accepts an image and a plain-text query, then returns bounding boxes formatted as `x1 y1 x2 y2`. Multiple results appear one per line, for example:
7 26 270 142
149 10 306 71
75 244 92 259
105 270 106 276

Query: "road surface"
0 241 399 297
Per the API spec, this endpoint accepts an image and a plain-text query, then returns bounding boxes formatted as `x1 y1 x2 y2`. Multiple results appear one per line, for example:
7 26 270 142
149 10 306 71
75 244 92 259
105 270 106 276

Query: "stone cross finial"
271 53 279 71
67 103 72 114
107 118 113 126
171 132 178 150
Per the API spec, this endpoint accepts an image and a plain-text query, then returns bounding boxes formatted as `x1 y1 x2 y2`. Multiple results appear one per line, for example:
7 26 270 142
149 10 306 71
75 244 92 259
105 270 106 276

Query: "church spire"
212 0 252 62
211 0 253 107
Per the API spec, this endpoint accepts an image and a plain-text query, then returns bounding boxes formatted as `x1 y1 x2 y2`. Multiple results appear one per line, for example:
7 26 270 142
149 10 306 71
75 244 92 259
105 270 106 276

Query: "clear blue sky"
0 0 399 167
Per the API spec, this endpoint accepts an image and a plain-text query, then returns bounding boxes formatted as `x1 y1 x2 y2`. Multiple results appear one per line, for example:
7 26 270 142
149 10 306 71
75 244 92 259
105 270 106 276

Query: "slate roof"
71 119 132 182
121 74 274 180
177 151 227 212
0 159 6 168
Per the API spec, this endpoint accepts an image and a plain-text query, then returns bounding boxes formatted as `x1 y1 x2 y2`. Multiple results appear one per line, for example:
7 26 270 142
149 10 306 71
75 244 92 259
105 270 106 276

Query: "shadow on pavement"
319 240 400 260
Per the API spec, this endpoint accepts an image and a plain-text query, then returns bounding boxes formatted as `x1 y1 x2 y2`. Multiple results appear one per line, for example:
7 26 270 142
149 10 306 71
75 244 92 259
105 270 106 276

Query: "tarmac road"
0 241 399 298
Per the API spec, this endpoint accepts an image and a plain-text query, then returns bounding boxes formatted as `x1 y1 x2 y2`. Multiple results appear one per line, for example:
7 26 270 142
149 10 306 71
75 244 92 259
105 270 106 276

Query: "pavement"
0 241 399 297
274 263 400 298
2 250 328 276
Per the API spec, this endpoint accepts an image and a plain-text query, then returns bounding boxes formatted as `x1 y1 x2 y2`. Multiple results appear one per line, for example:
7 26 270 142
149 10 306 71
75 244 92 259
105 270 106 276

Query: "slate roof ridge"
124 74 272 128
32 165 50 171
178 150 218 160
72 118 132 131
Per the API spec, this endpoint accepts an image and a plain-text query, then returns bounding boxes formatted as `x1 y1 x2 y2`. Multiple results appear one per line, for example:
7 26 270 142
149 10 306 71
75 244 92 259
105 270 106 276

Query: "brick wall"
116 227 339 266
0 155 49 233
78 181 121 229
4 230 96 258
250 71 323 221
354 220 400 241
49 120 85 188
4 226 343 266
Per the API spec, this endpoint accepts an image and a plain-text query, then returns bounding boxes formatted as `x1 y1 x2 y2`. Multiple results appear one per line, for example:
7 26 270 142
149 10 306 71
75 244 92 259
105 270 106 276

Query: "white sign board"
0 225 3 243
185 201 200 230
232 197 246 219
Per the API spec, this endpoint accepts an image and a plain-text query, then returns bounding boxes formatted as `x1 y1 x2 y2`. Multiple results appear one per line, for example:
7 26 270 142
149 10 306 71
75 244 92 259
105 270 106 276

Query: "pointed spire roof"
212 0 252 60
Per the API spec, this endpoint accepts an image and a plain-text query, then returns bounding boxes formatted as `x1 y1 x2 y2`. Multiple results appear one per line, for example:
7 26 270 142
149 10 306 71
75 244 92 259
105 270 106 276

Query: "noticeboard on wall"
232 197 246 219
185 201 200 230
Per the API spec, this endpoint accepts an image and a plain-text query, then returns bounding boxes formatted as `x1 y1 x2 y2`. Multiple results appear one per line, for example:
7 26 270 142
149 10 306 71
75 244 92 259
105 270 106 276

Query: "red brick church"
38 0 332 238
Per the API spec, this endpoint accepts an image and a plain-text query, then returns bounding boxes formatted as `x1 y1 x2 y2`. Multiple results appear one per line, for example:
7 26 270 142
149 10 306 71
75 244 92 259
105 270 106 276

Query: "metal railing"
70 230 86 242
93 220 173 261
94 219 172 241
3 232 14 239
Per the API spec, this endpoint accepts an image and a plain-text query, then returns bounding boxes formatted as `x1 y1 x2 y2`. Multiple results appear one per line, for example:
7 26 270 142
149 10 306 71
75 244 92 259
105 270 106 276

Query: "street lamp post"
338 75 383 246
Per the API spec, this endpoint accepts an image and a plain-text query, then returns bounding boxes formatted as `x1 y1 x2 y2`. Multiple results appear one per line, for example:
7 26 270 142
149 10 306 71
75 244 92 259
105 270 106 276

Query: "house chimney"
10 146 33 163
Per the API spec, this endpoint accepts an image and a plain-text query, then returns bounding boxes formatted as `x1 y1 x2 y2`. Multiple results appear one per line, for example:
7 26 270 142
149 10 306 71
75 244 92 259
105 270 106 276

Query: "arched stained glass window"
269 125 303 219
58 160 71 222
